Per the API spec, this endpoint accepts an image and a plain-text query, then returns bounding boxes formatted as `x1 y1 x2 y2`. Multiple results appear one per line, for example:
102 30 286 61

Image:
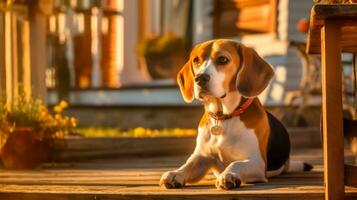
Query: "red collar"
208 98 254 121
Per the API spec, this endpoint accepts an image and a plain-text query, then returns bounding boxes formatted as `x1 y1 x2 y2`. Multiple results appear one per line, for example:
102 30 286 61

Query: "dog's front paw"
159 171 185 189
216 172 242 190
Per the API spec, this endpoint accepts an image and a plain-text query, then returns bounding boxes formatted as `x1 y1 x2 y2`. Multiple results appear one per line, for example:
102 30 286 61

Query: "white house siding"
286 0 314 41
240 0 315 105
193 0 213 45
282 0 315 99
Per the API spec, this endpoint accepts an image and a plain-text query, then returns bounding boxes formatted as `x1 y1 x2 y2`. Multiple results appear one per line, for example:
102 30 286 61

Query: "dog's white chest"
197 117 264 166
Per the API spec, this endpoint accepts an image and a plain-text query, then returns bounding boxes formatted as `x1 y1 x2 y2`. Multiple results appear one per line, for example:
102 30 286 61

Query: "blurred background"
2 1 357 191
1 0 356 133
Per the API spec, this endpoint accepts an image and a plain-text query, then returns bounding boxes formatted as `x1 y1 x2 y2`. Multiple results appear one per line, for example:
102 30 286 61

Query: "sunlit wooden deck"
0 149 357 200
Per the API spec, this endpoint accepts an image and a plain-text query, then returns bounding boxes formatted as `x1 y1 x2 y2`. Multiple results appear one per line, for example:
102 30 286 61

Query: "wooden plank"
321 20 345 200
54 137 195 151
314 4 357 20
307 18 357 54
236 19 272 32
236 4 271 21
51 137 196 161
216 4 271 22
269 0 277 33
0 170 356 200
0 149 357 200
220 0 270 9
213 0 276 37
51 127 321 161
0 191 331 200
307 5 357 54
59 128 318 151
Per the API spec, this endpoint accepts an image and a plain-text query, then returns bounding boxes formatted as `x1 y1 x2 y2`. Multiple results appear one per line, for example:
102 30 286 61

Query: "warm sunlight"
1 0 357 200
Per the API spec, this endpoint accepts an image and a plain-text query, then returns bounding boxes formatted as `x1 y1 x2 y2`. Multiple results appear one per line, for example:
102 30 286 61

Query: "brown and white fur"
159 39 312 190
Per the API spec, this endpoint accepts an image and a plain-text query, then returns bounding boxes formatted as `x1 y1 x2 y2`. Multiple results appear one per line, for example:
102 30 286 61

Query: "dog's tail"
267 160 313 178
284 160 313 173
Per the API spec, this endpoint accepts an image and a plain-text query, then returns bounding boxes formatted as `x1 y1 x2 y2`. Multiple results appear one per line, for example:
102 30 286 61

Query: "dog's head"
177 39 274 102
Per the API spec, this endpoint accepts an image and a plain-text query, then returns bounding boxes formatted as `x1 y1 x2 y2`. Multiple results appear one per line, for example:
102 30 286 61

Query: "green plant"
0 102 8 149
6 92 43 130
0 91 77 139
0 102 7 129
137 32 185 59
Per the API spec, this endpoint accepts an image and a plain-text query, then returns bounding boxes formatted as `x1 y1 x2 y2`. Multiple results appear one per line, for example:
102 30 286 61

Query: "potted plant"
0 103 8 153
137 32 187 79
0 92 77 169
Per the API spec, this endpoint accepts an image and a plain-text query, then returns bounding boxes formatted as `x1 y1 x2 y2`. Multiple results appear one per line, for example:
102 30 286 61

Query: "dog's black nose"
195 74 210 86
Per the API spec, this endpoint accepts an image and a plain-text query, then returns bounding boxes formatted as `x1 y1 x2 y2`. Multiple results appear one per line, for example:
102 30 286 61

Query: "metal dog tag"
211 124 224 135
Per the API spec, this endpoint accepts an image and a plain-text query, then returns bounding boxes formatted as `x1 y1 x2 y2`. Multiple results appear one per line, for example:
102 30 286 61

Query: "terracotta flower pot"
140 51 186 79
0 128 50 169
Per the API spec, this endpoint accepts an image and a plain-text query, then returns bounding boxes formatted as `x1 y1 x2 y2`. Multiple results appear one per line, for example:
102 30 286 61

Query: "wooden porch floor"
0 149 357 200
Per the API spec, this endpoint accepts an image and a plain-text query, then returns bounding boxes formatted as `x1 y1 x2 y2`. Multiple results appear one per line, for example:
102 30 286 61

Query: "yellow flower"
70 117 77 127
54 105 63 113
39 105 49 117
59 100 68 109
133 127 146 137
172 128 197 137
54 100 69 113
55 114 62 120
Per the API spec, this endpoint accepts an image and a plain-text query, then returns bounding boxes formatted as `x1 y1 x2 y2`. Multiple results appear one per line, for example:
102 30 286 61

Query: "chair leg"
321 20 345 200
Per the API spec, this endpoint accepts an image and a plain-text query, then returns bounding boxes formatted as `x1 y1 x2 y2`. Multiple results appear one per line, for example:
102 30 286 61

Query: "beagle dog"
160 39 312 190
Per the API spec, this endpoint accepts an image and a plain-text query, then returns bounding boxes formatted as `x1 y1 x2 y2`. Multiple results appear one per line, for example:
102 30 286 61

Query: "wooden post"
100 5 120 87
138 0 148 41
0 12 5 100
4 11 12 103
120 0 151 85
11 13 18 98
21 20 31 96
29 4 47 102
321 20 344 200
91 8 101 88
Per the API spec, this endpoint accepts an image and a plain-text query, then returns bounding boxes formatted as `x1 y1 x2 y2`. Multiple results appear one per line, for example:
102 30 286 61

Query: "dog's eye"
216 56 229 65
193 57 199 65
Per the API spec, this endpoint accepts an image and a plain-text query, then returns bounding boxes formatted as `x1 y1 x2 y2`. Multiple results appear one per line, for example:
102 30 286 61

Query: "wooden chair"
306 4 357 200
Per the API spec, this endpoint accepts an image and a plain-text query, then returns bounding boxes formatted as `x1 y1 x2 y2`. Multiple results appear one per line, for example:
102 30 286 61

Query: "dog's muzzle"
195 74 210 87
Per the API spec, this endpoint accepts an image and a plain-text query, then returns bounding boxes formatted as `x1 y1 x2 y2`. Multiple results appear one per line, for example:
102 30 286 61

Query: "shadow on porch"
1 148 357 200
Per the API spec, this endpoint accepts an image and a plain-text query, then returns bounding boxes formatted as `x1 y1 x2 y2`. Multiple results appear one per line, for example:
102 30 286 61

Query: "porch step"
52 127 321 162
60 104 322 129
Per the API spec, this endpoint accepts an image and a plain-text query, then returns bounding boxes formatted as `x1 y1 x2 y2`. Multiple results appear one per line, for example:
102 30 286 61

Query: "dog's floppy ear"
177 60 194 102
235 44 274 97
